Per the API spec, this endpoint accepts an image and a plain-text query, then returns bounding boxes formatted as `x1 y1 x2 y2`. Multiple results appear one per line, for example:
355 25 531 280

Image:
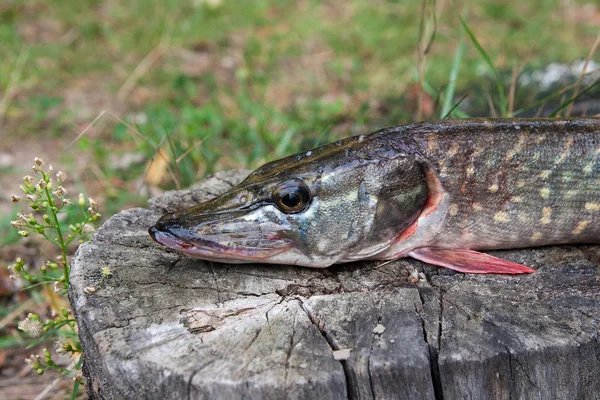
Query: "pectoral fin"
408 247 536 274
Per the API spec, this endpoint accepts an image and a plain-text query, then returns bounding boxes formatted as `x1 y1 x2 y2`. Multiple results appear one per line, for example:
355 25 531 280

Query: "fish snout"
148 212 182 242
148 223 162 242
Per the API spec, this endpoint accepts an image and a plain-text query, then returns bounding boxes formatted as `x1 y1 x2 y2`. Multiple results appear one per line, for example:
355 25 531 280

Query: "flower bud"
43 348 51 362
25 355 40 369
78 193 85 207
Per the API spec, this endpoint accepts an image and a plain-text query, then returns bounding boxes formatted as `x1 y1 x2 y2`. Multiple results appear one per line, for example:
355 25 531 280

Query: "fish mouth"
148 223 293 263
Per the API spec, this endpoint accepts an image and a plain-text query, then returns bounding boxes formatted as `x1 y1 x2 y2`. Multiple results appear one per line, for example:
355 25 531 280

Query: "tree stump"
69 170 600 400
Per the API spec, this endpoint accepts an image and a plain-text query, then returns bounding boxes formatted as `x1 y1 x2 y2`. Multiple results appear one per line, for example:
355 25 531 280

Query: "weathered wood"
69 170 600 400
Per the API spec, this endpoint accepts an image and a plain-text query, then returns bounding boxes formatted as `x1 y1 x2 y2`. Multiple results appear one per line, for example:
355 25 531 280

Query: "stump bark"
69 170 600 400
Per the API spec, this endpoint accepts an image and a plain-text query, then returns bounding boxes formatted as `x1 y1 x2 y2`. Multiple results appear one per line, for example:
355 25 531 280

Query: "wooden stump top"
69 170 600 400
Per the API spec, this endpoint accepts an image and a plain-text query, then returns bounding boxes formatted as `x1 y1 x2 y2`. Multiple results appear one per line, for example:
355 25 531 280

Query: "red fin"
408 247 536 274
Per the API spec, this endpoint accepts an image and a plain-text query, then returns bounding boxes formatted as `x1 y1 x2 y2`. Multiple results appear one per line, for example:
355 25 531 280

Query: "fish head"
149 135 429 267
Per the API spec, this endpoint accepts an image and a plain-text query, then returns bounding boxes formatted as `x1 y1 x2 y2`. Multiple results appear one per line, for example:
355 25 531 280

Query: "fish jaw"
148 225 291 263
148 204 298 263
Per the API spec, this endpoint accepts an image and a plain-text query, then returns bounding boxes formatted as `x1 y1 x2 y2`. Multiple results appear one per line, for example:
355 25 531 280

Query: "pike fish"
149 118 600 274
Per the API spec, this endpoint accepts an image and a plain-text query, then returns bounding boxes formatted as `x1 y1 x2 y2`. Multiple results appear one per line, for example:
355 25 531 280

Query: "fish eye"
272 180 311 213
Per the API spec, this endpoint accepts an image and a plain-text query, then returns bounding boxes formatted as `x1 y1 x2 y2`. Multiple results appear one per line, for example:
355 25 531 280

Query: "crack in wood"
298 300 352 400
367 308 382 400
415 287 444 400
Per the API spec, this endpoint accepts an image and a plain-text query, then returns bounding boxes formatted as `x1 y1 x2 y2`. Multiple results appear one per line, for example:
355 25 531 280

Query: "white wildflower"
18 314 44 338
53 186 67 197
56 170 67 182
88 197 98 212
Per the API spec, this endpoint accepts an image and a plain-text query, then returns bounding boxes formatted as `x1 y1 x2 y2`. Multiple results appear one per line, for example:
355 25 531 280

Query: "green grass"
0 0 596 241
1 1 598 394
0 0 596 229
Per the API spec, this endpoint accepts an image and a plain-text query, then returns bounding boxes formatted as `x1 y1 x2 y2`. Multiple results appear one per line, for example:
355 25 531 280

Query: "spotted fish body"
150 118 600 274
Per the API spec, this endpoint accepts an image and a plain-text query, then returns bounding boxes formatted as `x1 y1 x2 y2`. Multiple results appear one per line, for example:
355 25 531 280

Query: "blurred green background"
1 0 599 250
0 0 598 396
1 0 598 189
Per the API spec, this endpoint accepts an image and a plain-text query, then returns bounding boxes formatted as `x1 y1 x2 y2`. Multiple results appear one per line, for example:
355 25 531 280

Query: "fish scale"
150 118 600 274
410 119 600 250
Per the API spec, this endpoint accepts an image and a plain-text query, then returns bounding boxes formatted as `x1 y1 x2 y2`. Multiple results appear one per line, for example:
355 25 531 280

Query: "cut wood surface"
69 170 600 400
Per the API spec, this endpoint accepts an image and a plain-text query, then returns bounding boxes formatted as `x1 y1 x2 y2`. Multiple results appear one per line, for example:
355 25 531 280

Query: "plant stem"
44 186 69 285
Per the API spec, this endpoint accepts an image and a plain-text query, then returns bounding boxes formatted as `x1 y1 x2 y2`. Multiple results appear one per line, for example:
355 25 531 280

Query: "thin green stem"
65 207 89 246
40 232 59 246
43 186 69 285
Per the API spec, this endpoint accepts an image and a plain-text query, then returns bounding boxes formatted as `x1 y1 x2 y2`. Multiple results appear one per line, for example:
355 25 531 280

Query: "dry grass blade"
510 67 600 116
534 102 545 118
507 45 535 116
33 358 79 400
415 0 438 121
0 48 29 131
486 91 498 117
33 377 61 400
175 140 203 164
566 34 600 117
550 76 600 118
67 110 179 187
117 35 170 102
140 135 178 192
67 110 108 148
0 298 37 331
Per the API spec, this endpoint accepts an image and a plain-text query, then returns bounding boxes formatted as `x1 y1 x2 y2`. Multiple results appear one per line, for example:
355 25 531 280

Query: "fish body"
149 118 600 274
